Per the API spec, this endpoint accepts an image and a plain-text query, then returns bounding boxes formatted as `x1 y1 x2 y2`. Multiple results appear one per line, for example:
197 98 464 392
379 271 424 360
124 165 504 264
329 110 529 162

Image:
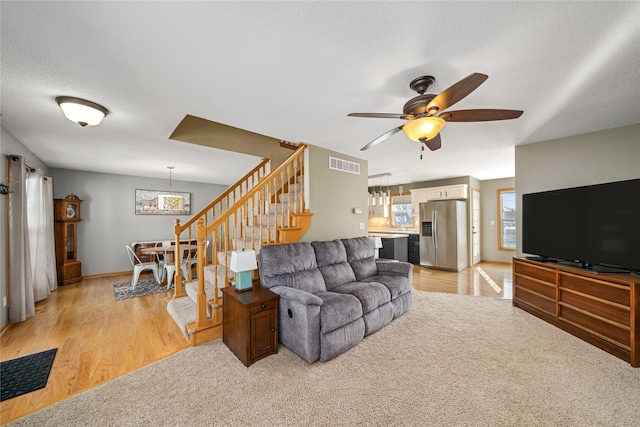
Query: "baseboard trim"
82 270 136 280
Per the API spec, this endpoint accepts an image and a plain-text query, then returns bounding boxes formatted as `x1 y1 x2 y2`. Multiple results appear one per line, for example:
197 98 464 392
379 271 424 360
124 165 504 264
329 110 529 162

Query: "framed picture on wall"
135 189 191 215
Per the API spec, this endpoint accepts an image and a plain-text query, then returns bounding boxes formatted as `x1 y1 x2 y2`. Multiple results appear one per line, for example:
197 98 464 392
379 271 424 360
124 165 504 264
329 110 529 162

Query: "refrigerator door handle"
433 210 437 249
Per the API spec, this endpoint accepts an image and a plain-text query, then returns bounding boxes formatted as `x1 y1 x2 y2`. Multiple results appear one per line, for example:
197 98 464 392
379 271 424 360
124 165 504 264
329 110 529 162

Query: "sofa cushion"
342 237 378 280
319 317 365 362
258 242 326 294
390 291 413 318
314 291 363 333
311 240 356 290
362 275 412 299
332 282 391 314
362 303 395 336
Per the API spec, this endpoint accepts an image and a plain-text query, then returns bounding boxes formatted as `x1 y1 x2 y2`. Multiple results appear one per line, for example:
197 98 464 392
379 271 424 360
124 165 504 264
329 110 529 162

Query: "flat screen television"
522 178 640 274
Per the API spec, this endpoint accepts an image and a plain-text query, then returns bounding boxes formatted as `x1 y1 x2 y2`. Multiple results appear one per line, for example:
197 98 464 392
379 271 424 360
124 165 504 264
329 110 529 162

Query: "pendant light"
367 173 391 218
167 166 175 186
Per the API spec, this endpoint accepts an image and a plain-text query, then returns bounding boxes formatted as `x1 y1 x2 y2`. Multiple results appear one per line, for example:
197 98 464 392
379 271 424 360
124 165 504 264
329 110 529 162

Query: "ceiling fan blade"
348 112 413 120
439 109 524 122
360 126 404 151
425 73 488 114
423 133 442 151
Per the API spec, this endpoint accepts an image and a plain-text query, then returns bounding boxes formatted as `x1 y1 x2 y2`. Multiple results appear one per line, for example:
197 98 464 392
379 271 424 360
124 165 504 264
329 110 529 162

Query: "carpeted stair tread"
184 278 224 317
256 213 288 226
167 297 196 341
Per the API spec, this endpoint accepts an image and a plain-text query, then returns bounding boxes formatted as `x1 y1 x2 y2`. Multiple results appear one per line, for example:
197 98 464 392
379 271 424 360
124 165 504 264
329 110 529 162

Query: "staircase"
166 144 312 346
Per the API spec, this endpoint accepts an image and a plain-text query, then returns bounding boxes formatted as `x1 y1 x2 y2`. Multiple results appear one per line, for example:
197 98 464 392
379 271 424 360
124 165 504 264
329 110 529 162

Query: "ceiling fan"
348 73 523 152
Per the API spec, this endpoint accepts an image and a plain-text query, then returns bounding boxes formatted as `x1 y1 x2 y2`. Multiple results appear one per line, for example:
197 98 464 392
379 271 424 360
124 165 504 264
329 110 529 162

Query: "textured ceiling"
1 1 639 186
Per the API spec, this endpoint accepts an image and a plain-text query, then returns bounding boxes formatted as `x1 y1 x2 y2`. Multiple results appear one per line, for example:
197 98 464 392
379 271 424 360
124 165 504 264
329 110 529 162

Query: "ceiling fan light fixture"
402 117 445 141
55 96 109 127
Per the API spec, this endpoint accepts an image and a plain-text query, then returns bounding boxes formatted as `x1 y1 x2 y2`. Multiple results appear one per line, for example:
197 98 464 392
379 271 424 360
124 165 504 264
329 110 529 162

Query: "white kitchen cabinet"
426 184 468 200
410 189 429 216
411 184 468 215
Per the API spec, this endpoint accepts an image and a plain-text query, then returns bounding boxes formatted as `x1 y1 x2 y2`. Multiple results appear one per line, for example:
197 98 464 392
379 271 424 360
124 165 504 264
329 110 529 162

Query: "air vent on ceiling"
329 156 360 174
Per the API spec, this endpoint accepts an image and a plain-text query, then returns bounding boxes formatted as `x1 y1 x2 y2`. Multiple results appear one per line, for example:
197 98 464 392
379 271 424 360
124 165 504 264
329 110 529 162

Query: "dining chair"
125 245 161 290
155 240 173 282
189 240 210 268
164 245 190 289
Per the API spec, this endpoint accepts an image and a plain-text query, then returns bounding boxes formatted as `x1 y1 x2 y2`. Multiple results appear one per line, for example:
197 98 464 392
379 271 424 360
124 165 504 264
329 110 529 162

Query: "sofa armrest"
376 261 413 277
269 286 324 306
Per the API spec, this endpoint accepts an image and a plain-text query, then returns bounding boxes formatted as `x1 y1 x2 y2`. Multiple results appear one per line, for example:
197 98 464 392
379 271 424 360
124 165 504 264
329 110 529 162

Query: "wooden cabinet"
222 286 279 367
411 184 468 215
54 194 83 285
513 257 639 367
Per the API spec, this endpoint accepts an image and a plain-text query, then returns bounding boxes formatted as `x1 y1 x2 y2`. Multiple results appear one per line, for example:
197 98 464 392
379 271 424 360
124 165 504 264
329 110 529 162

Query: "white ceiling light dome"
55 96 109 127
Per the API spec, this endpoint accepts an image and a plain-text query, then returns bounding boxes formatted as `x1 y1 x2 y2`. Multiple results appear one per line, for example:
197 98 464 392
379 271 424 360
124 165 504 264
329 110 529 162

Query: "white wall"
515 124 640 257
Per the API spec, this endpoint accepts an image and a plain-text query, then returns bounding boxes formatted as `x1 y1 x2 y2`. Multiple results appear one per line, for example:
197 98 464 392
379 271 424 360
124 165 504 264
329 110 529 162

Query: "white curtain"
26 168 57 301
7 155 57 323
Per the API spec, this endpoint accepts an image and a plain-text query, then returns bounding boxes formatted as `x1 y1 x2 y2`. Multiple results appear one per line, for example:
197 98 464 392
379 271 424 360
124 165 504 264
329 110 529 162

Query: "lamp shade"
229 250 258 273
402 117 445 141
373 237 383 249
55 96 109 127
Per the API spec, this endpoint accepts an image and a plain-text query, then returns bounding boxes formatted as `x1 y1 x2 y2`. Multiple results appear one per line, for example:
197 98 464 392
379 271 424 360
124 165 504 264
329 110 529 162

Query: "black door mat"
0 348 57 401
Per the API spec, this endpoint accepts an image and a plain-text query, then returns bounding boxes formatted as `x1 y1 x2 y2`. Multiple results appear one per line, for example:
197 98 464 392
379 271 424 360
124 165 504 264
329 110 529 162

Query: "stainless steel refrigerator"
419 200 468 271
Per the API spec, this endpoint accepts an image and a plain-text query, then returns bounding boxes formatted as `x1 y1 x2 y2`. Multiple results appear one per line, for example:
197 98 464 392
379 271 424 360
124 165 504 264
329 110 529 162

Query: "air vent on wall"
329 156 360 174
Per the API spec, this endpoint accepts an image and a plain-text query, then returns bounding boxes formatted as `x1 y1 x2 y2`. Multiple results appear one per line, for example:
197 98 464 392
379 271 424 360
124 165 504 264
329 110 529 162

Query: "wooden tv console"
512 257 639 367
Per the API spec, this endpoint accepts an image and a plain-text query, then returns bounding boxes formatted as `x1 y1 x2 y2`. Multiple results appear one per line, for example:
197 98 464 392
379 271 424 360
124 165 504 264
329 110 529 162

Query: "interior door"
472 189 481 265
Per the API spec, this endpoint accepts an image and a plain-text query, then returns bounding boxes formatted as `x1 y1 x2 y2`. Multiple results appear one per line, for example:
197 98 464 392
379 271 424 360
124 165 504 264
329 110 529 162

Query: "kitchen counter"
368 232 410 239
369 233 409 262
368 228 419 235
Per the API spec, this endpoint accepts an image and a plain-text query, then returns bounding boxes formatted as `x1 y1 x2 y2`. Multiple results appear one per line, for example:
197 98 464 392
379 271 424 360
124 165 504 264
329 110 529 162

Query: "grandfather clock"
54 194 83 285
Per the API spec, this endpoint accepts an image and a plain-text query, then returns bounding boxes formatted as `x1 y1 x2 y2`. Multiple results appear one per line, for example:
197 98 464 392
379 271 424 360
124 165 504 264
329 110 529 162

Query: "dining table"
139 244 199 257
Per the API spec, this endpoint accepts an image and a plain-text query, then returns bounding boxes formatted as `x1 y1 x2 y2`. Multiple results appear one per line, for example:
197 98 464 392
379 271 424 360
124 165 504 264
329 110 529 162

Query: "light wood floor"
0 262 512 423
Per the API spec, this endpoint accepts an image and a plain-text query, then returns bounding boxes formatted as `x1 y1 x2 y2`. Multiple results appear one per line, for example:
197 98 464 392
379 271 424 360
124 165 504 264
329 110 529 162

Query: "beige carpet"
8 291 640 426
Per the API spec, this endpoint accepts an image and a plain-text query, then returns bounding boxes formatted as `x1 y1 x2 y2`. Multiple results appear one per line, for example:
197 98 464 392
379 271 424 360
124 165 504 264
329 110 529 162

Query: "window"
391 195 413 227
498 188 516 251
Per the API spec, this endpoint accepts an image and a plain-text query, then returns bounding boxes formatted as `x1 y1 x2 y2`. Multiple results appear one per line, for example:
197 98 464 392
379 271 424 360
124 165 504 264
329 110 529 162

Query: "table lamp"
230 250 257 292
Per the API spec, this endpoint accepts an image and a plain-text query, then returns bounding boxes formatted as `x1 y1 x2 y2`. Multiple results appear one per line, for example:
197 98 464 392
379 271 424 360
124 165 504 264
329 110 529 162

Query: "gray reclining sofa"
258 236 413 363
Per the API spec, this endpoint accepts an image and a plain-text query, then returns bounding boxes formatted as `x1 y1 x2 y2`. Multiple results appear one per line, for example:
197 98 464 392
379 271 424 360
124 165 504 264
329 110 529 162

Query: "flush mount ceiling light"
55 96 109 127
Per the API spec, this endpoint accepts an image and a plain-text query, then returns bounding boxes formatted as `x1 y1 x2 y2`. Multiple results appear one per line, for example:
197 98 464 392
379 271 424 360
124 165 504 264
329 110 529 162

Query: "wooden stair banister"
170 143 311 345
170 157 270 297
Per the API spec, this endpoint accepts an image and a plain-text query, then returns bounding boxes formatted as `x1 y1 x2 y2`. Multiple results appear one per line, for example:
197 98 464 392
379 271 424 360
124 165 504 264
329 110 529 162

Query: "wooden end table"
222 285 279 367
